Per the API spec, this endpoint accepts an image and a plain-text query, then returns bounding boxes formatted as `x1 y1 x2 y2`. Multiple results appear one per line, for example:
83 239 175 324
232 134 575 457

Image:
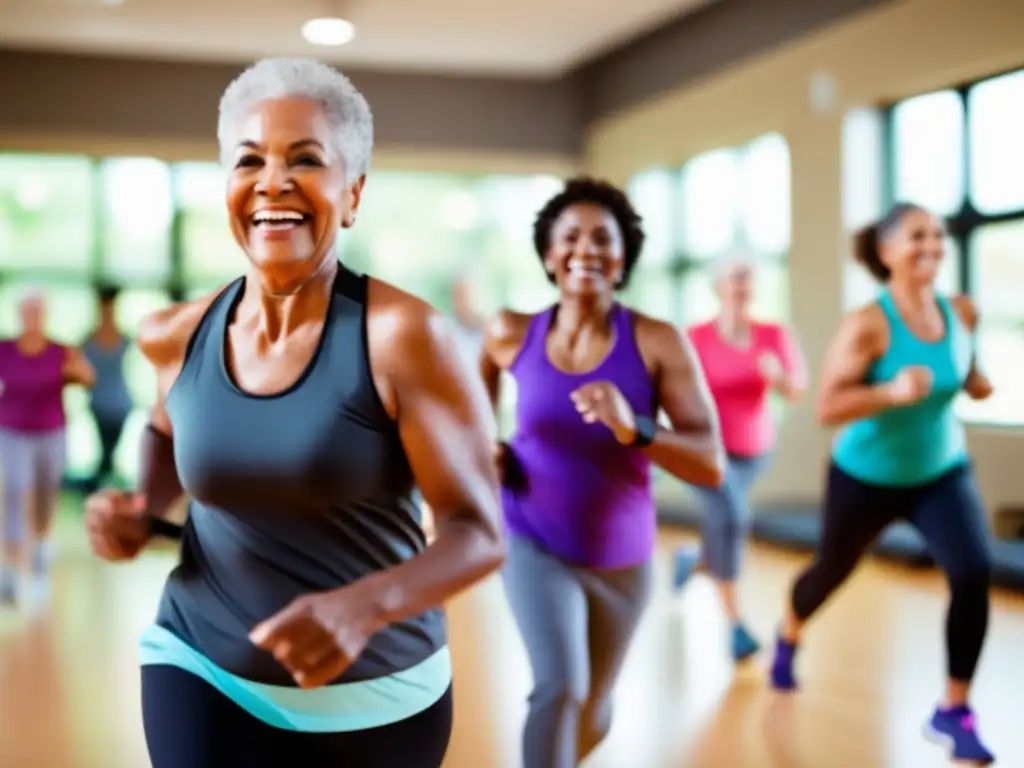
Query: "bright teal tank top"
832 290 971 487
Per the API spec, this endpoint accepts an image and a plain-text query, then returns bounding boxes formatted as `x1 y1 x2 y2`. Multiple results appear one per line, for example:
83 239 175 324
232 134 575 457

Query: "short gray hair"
217 58 374 178
18 284 45 305
711 250 756 280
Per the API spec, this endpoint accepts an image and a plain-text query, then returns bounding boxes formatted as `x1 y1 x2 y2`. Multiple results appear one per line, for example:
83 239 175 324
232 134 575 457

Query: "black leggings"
89 412 127 491
141 665 453 768
792 462 992 682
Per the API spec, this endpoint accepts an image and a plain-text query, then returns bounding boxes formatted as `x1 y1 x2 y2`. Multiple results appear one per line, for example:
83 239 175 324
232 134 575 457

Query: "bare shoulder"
479 308 533 370
137 288 224 369
364 278 454 377
484 308 532 344
949 294 978 330
836 302 888 355
629 310 694 374
631 309 690 351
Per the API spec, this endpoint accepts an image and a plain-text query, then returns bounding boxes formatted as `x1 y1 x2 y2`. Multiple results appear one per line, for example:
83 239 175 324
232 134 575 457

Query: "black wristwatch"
148 517 185 540
631 415 657 447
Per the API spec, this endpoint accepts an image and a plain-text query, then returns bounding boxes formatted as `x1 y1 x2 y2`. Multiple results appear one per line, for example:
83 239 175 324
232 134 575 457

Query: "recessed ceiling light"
301 17 356 47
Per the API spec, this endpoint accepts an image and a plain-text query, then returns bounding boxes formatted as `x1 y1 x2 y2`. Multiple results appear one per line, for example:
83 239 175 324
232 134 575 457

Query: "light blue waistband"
139 624 452 732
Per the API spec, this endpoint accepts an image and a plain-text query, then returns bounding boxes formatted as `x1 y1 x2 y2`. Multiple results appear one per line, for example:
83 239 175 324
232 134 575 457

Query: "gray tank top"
156 265 445 686
83 337 132 421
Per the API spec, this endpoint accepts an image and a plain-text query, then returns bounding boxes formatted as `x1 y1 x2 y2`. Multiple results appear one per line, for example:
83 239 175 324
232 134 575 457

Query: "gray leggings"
0 428 66 544
502 535 653 768
691 453 767 580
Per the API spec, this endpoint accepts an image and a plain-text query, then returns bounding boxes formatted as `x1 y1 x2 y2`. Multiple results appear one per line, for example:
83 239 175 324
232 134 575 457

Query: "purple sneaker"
769 635 798 691
924 705 994 765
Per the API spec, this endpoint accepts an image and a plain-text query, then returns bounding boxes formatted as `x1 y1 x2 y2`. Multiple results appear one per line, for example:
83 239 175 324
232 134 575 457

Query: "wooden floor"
2 508 1023 768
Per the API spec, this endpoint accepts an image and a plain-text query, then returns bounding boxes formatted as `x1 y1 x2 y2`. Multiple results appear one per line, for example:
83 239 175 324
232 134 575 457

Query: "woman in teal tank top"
769 203 997 766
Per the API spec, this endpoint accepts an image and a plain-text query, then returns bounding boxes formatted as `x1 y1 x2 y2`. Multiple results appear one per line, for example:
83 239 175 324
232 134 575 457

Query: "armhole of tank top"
507 308 549 375
339 268 397 429
618 306 654 378
936 294 962 333
172 279 242 391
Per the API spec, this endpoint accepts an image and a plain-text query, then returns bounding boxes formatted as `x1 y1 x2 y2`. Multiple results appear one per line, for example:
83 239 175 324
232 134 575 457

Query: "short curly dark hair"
532 176 645 290
95 283 121 304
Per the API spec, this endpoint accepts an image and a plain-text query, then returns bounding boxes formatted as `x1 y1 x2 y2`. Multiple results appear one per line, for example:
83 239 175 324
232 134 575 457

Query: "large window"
0 152 563 475
884 67 1024 425
625 132 793 328
625 134 793 498
0 154 95 278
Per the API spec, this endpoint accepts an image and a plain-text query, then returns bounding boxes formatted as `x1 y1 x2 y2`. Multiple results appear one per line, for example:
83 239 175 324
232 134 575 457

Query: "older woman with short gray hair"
672 254 807 662
82 58 505 767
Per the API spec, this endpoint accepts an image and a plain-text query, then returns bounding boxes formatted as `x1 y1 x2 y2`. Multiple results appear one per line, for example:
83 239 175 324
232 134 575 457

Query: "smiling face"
879 207 945 286
225 97 365 278
543 202 624 298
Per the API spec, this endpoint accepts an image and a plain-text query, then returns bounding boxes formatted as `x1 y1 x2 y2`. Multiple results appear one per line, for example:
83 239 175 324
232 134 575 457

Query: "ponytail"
853 223 890 282
851 202 925 284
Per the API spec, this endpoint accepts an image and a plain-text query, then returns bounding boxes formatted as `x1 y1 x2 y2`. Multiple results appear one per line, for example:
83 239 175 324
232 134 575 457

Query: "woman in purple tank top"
0 288 95 605
480 177 726 768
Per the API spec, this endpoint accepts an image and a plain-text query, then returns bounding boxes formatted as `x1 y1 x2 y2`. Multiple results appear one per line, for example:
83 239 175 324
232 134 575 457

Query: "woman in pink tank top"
0 289 95 606
671 257 807 662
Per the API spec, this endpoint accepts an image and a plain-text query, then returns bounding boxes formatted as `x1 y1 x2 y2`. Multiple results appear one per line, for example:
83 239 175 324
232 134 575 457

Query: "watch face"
635 416 655 446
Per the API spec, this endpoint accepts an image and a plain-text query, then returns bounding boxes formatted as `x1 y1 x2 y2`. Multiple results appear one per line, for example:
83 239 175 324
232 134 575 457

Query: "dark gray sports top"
156 265 446 686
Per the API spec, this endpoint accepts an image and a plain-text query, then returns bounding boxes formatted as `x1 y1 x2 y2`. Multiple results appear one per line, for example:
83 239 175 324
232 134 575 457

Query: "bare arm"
360 282 505 627
638 318 726 488
770 325 808 403
479 309 530 416
951 295 993 401
134 294 221 528
817 306 894 427
62 346 96 388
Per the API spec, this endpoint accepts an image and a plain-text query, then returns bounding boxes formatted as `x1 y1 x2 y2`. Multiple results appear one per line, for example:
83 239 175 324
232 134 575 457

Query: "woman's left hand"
250 585 384 689
571 381 637 445
964 369 994 401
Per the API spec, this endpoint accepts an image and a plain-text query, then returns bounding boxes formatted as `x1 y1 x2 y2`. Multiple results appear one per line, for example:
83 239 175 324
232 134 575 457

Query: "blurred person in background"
82 284 133 492
770 203 996 766
417 275 486 542
481 177 724 768
450 274 484 357
82 57 504 768
0 287 95 604
671 255 806 662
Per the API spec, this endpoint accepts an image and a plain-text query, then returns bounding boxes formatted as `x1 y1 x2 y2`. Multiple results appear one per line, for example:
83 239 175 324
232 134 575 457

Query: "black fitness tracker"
631 415 657 447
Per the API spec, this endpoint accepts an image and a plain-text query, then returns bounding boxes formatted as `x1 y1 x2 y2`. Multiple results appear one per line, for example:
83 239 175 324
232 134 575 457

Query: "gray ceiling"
0 0 892 158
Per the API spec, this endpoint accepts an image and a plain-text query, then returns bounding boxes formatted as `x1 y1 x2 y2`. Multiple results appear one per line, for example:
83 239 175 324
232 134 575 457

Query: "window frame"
881 64 1024 427
626 133 793 328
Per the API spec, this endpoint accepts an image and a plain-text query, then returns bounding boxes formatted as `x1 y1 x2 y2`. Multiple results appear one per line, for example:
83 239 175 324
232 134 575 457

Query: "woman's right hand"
885 365 933 406
84 489 152 562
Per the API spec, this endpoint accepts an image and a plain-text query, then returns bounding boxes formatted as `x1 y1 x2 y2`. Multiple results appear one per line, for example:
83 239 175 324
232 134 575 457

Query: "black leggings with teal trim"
141 664 453 768
791 462 992 681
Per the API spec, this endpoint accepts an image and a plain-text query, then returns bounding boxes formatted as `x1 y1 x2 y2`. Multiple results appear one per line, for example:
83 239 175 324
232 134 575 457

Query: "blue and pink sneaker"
924 705 994 765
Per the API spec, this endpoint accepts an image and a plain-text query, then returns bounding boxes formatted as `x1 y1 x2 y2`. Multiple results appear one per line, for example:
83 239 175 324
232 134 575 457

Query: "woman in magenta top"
672 256 806 661
481 177 725 768
0 288 94 605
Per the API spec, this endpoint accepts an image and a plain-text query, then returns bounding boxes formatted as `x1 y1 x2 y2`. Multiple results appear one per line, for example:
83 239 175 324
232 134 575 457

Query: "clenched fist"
885 365 933 406
570 381 637 445
84 489 151 562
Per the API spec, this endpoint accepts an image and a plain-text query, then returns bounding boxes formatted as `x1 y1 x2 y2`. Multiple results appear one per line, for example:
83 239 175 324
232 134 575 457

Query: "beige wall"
584 0 1024 516
0 130 579 177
